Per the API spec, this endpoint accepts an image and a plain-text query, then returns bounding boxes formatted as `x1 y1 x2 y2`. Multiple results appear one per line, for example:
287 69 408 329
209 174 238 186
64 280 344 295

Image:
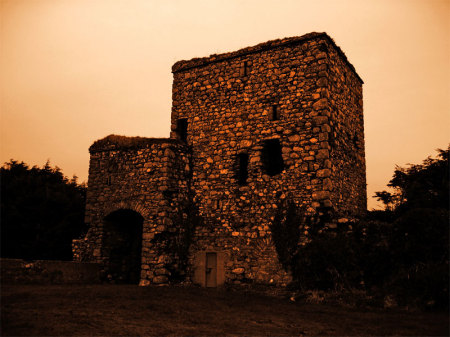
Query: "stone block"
312 190 330 200
152 275 168 284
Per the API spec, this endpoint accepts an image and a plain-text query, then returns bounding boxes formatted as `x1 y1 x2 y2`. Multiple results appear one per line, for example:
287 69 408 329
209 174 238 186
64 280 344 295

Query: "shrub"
271 201 361 291
291 229 361 291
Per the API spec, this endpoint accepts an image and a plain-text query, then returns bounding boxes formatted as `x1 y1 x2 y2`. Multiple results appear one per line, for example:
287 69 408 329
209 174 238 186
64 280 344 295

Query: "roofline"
89 135 182 154
172 32 363 84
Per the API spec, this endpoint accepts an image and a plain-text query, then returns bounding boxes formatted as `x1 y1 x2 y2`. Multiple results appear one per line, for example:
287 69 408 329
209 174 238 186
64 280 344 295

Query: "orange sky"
1 0 449 209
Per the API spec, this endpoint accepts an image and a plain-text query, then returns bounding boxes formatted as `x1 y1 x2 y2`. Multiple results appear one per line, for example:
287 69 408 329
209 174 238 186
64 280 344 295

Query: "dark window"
262 139 284 176
240 61 250 77
319 43 328 53
237 153 249 185
270 105 279 121
216 199 222 209
176 118 188 142
243 61 249 76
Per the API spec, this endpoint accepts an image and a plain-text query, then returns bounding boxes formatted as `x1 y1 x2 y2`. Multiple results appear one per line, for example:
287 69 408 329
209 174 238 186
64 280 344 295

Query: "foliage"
270 201 303 271
386 208 449 308
272 147 449 309
371 147 449 308
291 227 361 291
89 134 175 152
1 160 87 260
374 147 449 212
151 192 202 282
271 202 360 291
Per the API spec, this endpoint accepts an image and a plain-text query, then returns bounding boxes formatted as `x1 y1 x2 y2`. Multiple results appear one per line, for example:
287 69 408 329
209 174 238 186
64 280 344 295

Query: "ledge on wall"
89 134 181 153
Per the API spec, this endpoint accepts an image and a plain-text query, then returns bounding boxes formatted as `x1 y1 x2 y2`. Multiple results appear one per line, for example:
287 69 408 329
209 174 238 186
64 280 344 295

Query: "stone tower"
73 32 366 287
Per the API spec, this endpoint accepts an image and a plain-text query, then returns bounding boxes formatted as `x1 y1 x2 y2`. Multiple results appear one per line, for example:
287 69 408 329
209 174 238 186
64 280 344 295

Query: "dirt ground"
1 284 448 336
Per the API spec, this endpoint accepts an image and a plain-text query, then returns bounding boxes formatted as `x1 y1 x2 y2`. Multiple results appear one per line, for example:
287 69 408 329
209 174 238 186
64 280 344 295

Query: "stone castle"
73 32 366 287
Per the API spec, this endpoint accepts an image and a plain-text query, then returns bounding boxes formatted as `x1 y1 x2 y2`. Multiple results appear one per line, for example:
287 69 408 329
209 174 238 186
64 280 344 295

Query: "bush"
271 202 361 291
291 229 361 291
387 262 449 309
384 208 449 309
271 204 449 309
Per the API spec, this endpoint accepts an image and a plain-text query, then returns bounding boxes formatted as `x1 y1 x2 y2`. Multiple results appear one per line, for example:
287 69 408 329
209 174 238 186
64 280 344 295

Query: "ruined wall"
170 32 364 285
73 135 190 285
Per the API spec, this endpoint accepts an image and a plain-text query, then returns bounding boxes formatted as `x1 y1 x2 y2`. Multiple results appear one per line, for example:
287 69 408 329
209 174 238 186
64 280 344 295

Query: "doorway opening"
205 252 217 287
102 209 143 284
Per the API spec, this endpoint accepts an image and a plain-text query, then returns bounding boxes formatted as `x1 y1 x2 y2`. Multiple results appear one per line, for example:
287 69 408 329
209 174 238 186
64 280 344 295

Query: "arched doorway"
102 209 143 284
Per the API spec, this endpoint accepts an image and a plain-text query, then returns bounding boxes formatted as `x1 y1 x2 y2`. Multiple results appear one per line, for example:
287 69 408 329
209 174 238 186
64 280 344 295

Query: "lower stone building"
73 32 367 287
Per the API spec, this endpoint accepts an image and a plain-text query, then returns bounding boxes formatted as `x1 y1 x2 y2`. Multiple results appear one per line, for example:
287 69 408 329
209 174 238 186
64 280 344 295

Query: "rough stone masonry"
73 32 366 287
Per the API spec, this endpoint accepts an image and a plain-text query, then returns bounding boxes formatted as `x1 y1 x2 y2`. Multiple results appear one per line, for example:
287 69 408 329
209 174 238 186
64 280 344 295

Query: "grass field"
1 284 448 336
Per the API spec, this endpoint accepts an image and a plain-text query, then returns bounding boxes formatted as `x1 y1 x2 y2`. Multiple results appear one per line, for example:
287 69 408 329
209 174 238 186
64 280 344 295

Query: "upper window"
237 153 249 186
261 139 284 176
240 61 250 77
176 118 188 143
269 105 279 121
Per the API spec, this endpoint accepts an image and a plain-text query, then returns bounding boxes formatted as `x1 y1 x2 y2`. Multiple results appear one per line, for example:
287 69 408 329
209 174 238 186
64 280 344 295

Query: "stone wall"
326 41 366 218
170 32 365 285
75 32 366 287
73 135 190 285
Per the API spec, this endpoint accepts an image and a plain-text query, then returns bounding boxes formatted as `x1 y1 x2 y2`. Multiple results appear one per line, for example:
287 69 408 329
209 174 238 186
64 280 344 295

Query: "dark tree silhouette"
1 160 87 260
370 147 449 308
374 147 449 213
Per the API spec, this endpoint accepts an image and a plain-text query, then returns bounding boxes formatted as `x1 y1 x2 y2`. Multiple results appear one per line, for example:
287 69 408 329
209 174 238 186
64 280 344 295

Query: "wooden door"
205 252 217 287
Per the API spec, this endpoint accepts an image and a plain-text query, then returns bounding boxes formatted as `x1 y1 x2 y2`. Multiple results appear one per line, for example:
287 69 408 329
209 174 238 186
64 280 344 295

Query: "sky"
1 0 449 210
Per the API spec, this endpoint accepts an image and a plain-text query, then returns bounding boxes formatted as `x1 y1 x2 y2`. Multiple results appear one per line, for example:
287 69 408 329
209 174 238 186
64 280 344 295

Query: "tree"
372 147 449 308
374 147 449 213
1 160 87 260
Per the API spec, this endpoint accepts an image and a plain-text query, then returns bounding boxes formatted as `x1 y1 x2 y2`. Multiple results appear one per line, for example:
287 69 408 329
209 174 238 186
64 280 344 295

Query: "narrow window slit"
240 61 250 77
176 118 188 143
237 153 249 186
216 199 222 210
270 105 279 121
243 61 249 76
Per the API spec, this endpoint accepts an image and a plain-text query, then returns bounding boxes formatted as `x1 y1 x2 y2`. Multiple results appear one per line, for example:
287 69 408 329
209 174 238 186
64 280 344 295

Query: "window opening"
215 199 223 210
176 118 188 143
270 105 279 121
243 61 249 76
237 153 249 185
319 43 328 53
240 61 250 77
261 139 284 176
